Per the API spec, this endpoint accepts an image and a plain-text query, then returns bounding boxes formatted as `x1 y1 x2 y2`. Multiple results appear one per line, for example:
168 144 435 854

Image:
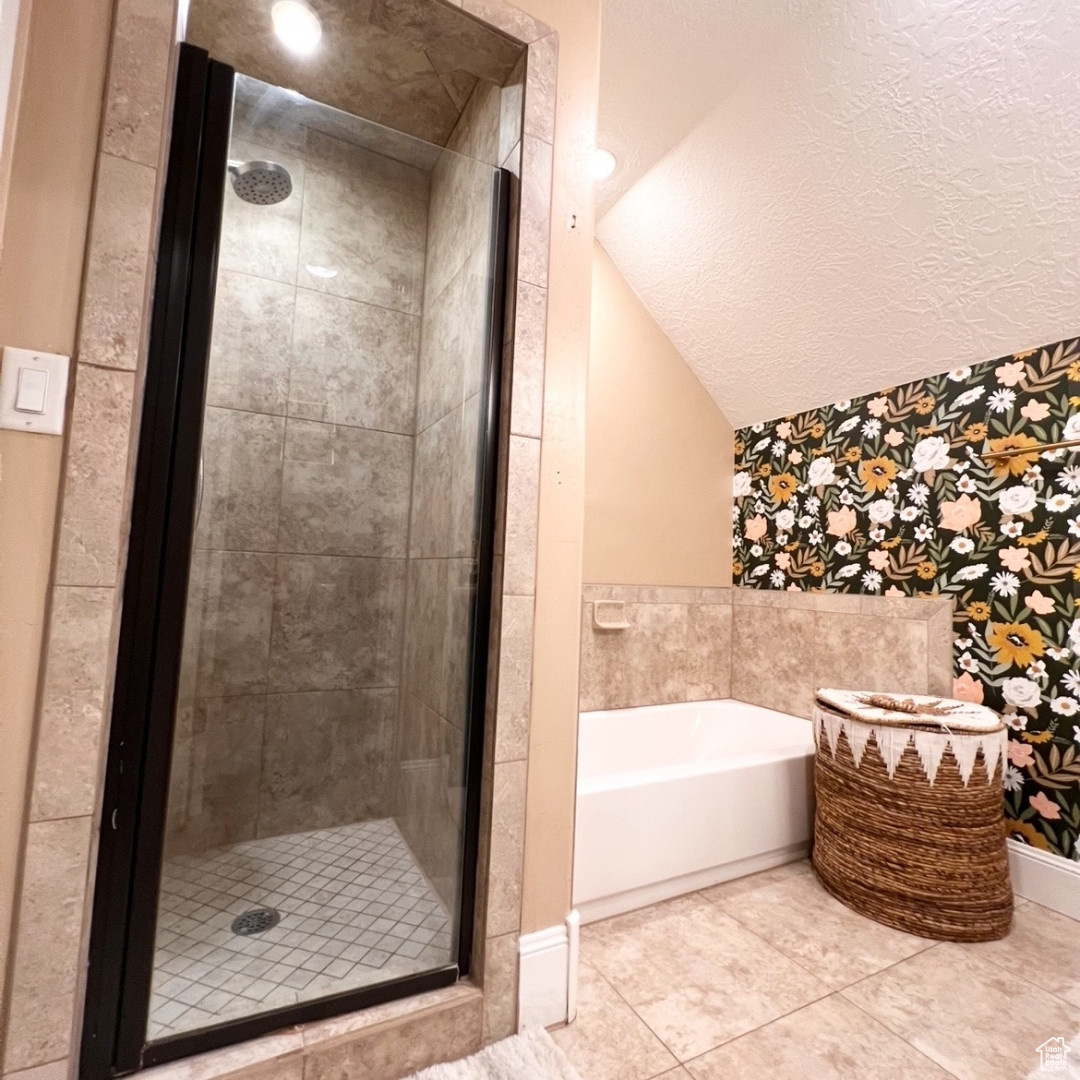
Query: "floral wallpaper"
733 336 1080 861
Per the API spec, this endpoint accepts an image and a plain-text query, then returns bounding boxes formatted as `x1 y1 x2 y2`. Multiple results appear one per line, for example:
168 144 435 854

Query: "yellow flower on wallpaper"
966 601 991 621
768 472 798 503
988 621 1045 668
1006 819 1050 850
914 396 935 414
986 433 1039 478
809 560 826 577
858 456 897 493
810 421 826 438
964 422 988 442
916 561 938 579
844 446 862 463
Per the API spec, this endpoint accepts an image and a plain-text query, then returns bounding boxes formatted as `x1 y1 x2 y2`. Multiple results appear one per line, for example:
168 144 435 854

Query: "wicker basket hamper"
812 688 1013 942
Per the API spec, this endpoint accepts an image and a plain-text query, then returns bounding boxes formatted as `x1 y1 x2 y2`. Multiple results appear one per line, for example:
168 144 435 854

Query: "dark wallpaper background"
733 336 1080 859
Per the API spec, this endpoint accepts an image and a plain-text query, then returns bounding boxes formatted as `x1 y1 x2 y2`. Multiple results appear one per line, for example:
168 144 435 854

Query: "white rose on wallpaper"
837 416 860 434
775 508 796 531
998 486 1038 515
732 472 753 498
1002 677 1041 709
837 564 860 578
1069 620 1080 654
910 436 951 473
868 499 895 524
753 436 771 453
807 458 836 486
1064 415 1080 441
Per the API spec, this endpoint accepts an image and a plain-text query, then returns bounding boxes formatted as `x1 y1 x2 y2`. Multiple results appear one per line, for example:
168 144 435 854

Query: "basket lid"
815 688 1003 733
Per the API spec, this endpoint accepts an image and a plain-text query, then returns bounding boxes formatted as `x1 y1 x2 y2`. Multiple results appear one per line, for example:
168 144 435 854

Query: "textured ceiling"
598 0 1080 428
595 0 807 218
186 0 523 145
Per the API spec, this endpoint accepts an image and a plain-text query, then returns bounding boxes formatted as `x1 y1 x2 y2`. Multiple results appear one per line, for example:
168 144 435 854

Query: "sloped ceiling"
597 0 1080 428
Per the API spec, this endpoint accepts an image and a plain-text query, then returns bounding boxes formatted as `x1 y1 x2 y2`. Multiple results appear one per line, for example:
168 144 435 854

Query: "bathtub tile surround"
579 585 951 716
579 586 732 711
4 0 560 1076
733 335 1080 861
553 864 1080 1080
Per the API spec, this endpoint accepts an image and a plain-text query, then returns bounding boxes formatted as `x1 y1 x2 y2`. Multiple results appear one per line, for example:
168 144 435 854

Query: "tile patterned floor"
552 860 1080 1080
149 818 453 1039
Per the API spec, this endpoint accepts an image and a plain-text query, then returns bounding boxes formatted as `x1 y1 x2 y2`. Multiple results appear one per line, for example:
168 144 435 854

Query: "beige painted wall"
0 0 113 1031
585 242 732 587
515 0 600 935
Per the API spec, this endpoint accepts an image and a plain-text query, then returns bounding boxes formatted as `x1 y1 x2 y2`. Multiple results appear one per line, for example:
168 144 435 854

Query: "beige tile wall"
578 586 733 712
578 586 954 716
2 0 560 1074
166 104 430 855
395 75 511 907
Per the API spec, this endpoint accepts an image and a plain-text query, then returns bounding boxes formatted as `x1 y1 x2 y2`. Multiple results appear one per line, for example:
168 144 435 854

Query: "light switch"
0 347 70 435
15 367 49 414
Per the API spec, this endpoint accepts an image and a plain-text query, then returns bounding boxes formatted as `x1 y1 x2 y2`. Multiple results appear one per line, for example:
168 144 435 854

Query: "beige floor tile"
581 893 829 1060
651 1070 693 1079
684 994 954 1080
703 860 934 989
960 901 1080 1007
550 959 678 1080
842 943 1080 1080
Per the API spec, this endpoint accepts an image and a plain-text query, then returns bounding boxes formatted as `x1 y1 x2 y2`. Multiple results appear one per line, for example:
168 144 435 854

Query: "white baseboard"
1009 841 1080 920
575 843 809 925
517 911 580 1030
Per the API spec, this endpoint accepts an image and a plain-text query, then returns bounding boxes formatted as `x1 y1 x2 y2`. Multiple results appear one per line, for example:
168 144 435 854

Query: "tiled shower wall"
396 76 516 906
579 585 953 714
166 107 430 854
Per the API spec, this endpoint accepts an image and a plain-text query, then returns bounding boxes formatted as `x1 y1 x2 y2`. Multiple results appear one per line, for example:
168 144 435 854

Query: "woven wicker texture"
813 717 1013 943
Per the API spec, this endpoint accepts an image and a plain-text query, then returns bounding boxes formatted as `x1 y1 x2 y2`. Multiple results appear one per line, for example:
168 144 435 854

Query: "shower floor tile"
148 818 453 1040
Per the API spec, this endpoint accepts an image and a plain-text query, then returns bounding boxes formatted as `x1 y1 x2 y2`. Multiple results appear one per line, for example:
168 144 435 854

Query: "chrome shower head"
227 160 293 205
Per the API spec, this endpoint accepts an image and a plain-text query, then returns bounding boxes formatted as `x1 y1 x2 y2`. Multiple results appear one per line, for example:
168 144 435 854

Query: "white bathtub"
573 699 816 923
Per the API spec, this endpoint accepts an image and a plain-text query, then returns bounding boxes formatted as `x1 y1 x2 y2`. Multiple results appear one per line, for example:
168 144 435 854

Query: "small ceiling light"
591 148 616 181
271 0 322 56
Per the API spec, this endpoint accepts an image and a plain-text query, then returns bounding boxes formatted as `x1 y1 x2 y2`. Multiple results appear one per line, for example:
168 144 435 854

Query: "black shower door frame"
79 43 509 1080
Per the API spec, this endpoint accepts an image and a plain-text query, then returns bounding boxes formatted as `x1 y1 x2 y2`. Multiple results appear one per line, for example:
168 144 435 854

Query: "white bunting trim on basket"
815 710 1006 786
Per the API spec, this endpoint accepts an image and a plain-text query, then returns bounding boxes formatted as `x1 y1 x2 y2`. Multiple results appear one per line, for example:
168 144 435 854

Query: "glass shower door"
142 70 502 1043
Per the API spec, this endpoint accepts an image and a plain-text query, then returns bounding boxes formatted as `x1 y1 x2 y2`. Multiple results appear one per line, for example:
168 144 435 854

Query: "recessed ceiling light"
306 264 338 279
591 148 616 180
271 0 322 56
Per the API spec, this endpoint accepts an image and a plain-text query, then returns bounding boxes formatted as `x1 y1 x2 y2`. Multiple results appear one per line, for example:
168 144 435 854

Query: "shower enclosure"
81 44 508 1077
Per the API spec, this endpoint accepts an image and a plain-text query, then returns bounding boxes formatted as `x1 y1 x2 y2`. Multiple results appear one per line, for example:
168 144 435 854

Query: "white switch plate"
0 347 70 435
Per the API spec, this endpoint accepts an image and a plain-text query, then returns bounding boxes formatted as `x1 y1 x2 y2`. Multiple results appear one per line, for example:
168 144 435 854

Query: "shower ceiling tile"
187 0 525 147
289 289 420 435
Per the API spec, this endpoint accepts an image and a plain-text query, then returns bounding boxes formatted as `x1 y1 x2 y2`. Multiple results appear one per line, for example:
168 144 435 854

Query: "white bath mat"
406 1027 583 1080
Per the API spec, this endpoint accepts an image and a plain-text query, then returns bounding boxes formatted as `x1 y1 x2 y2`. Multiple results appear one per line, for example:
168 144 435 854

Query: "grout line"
839 991 965 1079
